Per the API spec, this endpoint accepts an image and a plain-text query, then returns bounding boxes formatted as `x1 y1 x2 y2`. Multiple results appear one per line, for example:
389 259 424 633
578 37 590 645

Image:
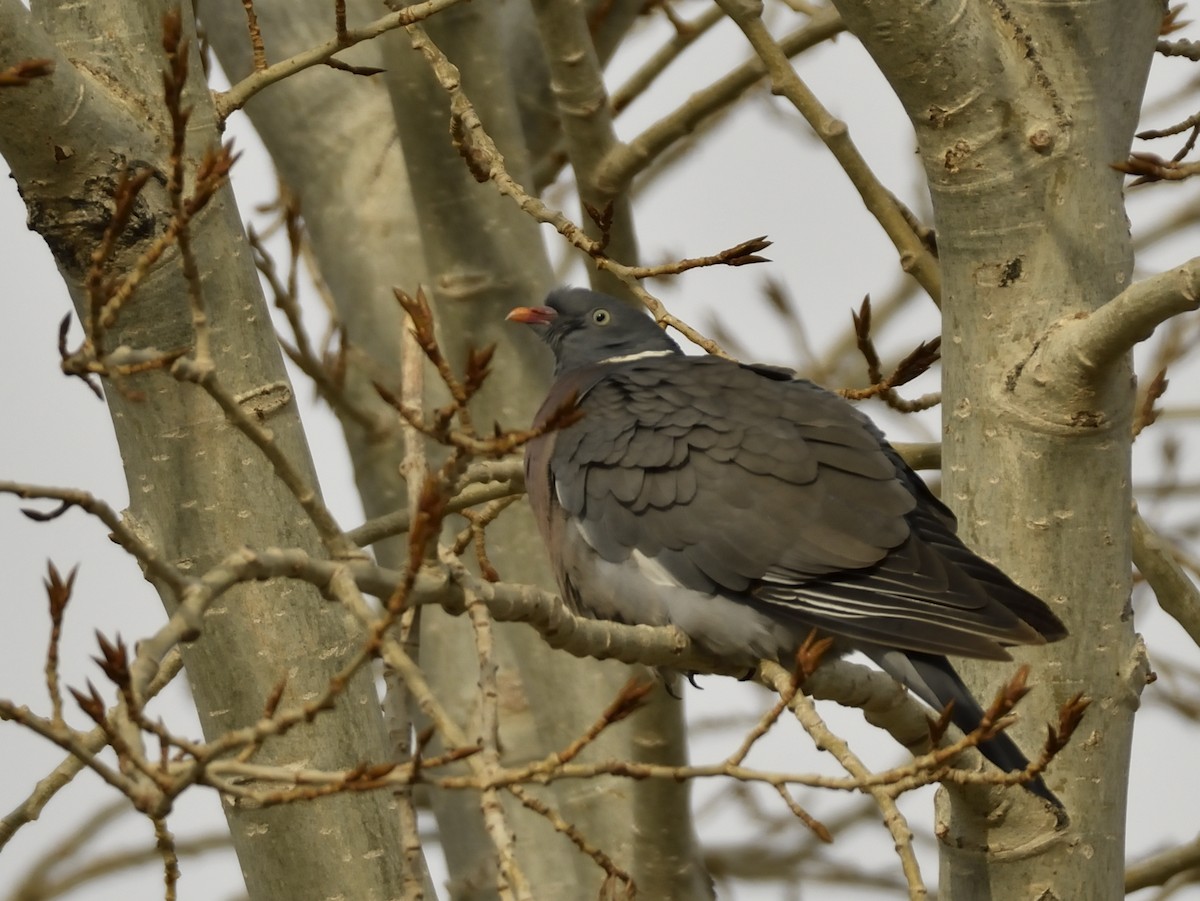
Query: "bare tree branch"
1062 257 1200 378
1126 832 1200 892
760 660 927 899
596 7 846 196
713 0 942 303
1132 508 1200 648
214 0 469 118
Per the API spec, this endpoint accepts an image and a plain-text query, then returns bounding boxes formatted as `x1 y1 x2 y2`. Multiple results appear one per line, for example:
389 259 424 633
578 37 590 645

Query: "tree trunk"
830 1 1160 896
203 1 710 897
2 2 414 897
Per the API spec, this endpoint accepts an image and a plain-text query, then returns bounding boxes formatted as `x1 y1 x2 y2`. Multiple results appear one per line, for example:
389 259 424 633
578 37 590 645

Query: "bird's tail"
864 648 1063 811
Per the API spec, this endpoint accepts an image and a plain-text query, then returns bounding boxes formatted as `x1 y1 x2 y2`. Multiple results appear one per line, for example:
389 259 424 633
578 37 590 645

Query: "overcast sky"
2 10 1199 900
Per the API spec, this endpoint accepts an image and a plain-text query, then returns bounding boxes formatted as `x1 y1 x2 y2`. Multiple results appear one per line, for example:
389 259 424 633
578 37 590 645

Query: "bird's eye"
591 308 611 326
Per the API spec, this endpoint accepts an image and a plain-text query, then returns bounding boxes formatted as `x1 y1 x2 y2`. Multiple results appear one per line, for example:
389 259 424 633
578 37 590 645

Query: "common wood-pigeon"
509 286 1068 809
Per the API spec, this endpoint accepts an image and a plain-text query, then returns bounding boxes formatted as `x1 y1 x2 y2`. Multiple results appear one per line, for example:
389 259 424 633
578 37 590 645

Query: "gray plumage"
509 286 1068 809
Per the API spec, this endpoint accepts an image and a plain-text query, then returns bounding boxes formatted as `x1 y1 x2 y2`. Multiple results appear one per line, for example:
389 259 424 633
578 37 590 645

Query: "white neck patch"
600 349 675 365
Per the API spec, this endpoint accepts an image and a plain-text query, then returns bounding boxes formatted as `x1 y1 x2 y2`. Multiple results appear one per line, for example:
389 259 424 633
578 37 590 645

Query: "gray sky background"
2 12 1198 899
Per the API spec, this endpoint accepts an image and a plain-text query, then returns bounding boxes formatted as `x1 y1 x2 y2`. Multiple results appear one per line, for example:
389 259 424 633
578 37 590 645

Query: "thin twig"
715 0 942 304
507 784 636 897
0 650 183 852
405 23 731 357
760 661 927 899
154 815 181 901
1 482 185 592
240 0 268 71
610 5 727 115
1126 832 1200 892
1132 508 1200 648
215 0 470 119
596 7 846 196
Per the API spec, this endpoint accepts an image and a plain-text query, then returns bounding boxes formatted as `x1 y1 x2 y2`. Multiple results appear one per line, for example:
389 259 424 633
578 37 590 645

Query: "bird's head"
507 287 681 375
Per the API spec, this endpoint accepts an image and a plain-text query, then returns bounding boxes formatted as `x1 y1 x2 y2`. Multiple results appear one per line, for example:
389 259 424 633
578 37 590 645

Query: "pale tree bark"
0 0 415 898
827 0 1162 896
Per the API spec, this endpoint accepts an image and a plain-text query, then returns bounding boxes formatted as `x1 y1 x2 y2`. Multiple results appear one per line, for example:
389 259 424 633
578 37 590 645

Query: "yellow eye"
592 308 611 325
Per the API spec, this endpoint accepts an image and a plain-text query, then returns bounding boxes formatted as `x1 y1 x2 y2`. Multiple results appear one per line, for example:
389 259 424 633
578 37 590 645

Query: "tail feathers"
866 648 1062 811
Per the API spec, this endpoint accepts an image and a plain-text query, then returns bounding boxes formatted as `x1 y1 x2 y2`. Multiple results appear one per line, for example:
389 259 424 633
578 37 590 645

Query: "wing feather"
541 354 1063 658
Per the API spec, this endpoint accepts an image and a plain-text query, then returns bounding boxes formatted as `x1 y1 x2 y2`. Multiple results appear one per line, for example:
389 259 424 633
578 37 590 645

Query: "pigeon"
508 286 1068 809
